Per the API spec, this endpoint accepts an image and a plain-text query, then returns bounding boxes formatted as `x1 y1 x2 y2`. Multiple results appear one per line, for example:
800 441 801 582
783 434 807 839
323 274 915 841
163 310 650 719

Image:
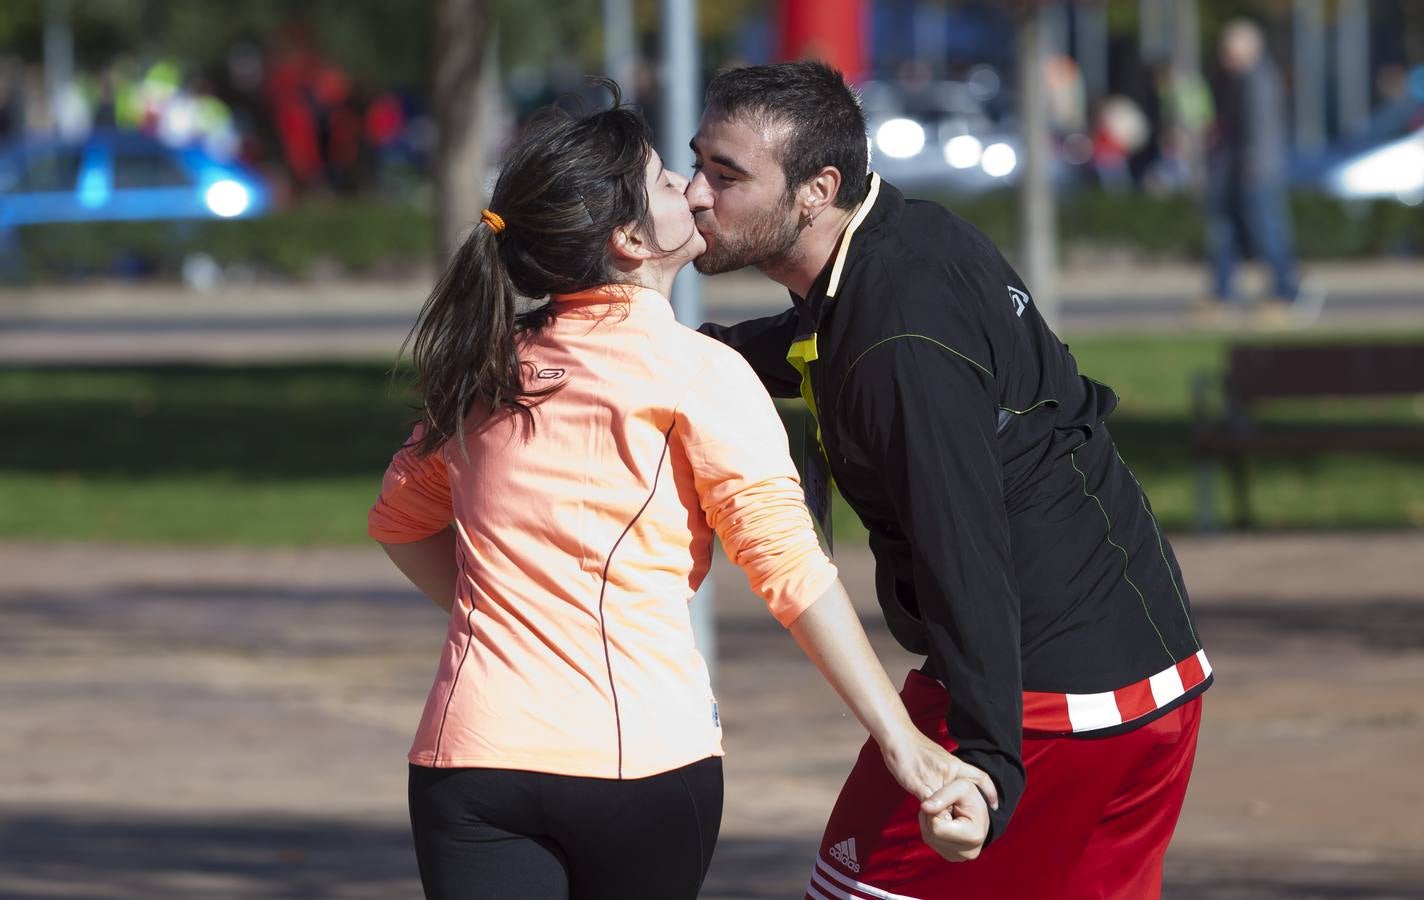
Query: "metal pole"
1019 9 1058 329
660 0 716 683
1075 1 1109 105
1173 0 1205 188
43 0 74 134
1042 2 1069 61
1173 0 1201 78
1139 0 1168 64
1335 0 1370 140
603 0 636 103
1293 0 1327 154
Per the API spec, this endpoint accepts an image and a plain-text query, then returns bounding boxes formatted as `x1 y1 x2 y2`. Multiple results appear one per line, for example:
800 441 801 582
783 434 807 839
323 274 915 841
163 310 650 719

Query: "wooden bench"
1191 342 1424 529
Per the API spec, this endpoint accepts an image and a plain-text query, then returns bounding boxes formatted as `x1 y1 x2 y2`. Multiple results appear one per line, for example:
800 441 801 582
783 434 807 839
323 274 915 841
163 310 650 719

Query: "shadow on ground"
0 810 418 900
1195 598 1424 651
3 810 1421 899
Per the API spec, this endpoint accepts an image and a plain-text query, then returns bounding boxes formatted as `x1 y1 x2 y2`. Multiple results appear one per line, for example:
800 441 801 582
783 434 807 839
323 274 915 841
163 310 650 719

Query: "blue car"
0 130 270 233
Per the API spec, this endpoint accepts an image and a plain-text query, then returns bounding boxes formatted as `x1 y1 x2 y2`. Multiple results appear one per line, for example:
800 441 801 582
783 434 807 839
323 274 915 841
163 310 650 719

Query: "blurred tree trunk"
432 0 495 262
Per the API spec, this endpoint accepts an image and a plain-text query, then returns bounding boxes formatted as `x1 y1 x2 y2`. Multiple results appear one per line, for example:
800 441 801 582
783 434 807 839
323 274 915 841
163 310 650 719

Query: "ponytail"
402 82 657 456
405 218 557 456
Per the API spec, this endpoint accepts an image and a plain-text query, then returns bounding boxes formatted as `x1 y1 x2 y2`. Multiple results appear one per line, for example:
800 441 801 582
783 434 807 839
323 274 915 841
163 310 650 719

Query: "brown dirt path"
1 534 1421 898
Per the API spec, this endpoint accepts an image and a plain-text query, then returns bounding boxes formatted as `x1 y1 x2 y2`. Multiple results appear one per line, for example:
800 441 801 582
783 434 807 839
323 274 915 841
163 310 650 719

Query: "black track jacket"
701 176 1211 843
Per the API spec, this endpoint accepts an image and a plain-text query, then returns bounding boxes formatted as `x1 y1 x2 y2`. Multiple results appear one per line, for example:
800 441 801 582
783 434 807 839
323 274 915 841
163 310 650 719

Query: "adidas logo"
828 837 861 873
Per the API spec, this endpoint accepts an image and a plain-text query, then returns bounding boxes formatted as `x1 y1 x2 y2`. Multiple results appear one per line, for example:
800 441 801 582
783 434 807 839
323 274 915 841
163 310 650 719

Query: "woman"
368 91 993 900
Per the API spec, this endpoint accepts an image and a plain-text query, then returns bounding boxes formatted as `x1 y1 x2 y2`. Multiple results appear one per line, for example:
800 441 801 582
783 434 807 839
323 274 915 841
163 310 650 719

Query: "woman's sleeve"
367 425 454 543
674 345 838 627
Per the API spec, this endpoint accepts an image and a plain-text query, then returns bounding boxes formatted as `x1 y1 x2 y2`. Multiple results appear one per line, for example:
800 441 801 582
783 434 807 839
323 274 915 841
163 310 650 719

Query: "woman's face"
636 148 705 268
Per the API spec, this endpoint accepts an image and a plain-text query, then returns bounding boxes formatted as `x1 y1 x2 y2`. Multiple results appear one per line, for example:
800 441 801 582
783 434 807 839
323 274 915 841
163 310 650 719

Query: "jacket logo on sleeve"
535 368 566 380
1008 286 1031 318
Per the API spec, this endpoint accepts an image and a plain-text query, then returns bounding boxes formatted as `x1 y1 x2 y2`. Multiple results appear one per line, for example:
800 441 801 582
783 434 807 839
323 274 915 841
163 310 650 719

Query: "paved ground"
1 259 1421 364
2 534 1422 899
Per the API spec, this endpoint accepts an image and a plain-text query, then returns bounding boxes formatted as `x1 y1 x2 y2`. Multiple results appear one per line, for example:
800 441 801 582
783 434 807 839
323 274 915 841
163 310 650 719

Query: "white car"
1318 125 1424 205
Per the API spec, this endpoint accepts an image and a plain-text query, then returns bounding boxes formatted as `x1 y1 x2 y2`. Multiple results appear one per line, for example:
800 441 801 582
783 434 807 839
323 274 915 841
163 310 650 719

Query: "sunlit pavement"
1 535 1421 898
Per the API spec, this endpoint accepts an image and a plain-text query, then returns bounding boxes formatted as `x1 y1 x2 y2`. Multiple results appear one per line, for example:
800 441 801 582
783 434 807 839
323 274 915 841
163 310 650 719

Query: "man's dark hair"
704 61 869 210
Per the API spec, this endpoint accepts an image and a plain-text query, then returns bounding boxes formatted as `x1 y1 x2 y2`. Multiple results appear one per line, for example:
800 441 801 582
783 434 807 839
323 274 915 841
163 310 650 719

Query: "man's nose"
685 170 712 211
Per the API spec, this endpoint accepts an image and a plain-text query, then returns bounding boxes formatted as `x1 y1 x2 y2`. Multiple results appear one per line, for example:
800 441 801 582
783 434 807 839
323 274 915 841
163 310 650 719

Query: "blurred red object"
365 92 405 148
776 0 867 83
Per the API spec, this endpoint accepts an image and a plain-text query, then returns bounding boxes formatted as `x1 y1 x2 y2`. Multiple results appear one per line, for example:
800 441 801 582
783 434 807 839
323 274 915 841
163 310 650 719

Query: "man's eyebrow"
710 154 751 176
689 137 752 177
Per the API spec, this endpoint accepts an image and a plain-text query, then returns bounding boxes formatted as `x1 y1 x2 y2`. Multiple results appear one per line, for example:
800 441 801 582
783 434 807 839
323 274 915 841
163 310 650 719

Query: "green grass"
3 332 1424 545
0 364 417 544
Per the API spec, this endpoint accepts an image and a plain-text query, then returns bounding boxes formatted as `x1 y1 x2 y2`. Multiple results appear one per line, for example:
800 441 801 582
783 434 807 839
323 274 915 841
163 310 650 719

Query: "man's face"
686 109 802 276
1219 25 1261 74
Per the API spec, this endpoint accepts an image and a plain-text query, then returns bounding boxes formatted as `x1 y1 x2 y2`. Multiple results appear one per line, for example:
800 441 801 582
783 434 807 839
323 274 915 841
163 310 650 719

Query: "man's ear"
801 165 843 218
608 226 650 264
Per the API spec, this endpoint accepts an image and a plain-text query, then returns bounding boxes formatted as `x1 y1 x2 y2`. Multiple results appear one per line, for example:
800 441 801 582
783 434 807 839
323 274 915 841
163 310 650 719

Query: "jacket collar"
793 173 896 339
550 284 675 322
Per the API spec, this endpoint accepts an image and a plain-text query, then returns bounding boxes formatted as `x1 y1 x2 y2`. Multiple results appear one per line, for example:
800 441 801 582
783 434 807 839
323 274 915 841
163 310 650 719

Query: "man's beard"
693 197 801 276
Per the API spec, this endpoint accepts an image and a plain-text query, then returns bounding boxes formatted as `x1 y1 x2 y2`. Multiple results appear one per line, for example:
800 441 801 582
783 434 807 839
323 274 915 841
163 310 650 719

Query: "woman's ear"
608 226 650 264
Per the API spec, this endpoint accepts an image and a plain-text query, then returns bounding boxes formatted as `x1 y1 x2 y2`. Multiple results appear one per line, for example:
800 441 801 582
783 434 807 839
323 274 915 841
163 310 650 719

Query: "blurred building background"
1 0 1421 284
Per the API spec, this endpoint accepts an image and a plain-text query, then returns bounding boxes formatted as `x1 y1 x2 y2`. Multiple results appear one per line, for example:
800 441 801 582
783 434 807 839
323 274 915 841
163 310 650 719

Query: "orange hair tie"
480 209 506 234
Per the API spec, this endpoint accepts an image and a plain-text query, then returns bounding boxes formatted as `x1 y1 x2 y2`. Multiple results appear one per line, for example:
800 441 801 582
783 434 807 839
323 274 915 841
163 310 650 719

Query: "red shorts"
806 670 1202 900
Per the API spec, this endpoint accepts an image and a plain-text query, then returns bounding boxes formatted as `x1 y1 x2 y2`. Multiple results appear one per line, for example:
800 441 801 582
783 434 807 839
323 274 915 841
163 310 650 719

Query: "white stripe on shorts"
807 868 862 900
806 879 844 900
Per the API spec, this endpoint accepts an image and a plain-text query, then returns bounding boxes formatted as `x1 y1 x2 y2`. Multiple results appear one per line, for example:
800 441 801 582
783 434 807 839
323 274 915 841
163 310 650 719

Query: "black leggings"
408 758 723 900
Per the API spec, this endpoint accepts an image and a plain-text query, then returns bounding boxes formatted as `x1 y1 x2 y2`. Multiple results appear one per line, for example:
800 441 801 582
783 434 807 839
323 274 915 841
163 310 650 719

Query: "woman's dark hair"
704 61 869 210
406 82 656 455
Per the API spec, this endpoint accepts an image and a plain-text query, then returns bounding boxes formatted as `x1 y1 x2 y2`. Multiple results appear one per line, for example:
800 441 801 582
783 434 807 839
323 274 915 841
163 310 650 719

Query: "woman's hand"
878 728 999 812
781 579 998 863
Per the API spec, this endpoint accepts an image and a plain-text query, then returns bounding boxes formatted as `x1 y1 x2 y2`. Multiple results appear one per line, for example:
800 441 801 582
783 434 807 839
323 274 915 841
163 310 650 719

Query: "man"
688 62 1210 899
1203 18 1304 325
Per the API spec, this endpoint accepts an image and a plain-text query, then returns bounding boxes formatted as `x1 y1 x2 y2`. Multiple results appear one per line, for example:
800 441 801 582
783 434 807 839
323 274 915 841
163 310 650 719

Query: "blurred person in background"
1370 63 1424 140
1201 18 1300 325
18 63 51 136
690 61 1210 899
50 72 92 141
1090 94 1150 192
1141 60 1214 193
0 57 23 142
263 23 327 193
368 88 993 900
92 66 119 130
1044 53 1086 136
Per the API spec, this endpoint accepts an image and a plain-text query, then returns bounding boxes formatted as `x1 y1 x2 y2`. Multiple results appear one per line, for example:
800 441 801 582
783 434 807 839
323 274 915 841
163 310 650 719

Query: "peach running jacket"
369 285 837 779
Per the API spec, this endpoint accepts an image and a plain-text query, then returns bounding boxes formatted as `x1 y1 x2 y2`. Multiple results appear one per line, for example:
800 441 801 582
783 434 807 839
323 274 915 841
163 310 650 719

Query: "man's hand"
918 779 990 862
